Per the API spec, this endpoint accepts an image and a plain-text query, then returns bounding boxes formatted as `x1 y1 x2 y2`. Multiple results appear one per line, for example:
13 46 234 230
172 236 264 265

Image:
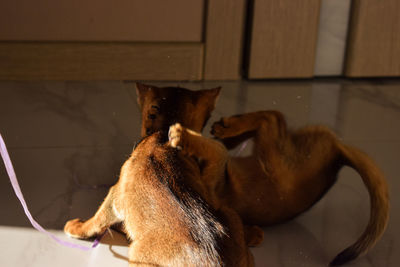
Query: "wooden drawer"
0 0 204 42
0 0 246 80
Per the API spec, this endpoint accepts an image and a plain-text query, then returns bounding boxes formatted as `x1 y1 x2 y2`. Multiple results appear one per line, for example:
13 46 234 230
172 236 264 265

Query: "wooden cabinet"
0 0 245 80
246 0 400 79
1 0 399 80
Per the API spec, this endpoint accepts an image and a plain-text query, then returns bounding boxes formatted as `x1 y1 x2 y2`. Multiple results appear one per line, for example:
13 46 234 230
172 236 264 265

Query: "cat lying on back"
136 83 389 266
64 130 255 266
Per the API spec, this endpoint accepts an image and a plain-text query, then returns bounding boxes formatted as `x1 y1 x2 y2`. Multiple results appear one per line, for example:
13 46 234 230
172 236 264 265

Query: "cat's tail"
330 144 389 266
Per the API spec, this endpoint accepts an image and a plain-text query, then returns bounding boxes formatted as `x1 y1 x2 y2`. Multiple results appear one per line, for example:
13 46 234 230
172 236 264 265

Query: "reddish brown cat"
210 111 389 265
136 83 389 266
64 130 255 266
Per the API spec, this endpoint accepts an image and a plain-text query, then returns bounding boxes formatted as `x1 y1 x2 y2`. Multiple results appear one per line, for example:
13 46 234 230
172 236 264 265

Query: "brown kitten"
64 130 255 267
210 111 389 266
136 84 389 265
135 83 265 248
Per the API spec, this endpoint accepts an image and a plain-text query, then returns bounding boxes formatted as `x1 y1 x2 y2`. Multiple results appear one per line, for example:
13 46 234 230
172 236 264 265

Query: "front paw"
168 123 184 149
211 118 231 139
64 218 87 239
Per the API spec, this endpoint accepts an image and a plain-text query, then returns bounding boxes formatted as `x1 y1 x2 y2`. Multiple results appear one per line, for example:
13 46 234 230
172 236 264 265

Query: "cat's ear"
198 87 222 110
135 82 153 108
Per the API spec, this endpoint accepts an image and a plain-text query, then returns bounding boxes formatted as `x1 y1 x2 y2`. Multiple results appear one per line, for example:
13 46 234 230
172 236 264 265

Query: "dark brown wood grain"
0 42 203 80
248 0 321 79
204 0 246 80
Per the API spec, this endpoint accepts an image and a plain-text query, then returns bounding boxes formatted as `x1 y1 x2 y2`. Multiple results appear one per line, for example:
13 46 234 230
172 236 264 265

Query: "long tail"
330 144 389 266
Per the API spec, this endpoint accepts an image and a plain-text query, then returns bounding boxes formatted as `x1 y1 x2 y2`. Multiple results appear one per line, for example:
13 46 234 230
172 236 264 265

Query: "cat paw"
64 218 87 239
211 118 232 139
168 123 184 149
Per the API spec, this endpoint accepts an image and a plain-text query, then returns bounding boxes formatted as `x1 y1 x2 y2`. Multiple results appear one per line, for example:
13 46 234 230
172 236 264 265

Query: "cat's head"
136 83 221 137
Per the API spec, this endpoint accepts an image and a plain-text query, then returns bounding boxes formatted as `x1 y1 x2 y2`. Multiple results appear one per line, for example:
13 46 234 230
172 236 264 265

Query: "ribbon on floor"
0 134 104 251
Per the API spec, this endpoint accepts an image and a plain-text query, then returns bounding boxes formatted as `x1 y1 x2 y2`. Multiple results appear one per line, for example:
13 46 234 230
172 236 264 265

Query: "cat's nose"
148 114 156 120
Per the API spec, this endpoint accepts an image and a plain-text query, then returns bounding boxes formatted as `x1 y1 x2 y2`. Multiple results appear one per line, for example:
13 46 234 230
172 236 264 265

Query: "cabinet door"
345 0 400 77
247 0 321 79
0 0 205 80
0 0 247 80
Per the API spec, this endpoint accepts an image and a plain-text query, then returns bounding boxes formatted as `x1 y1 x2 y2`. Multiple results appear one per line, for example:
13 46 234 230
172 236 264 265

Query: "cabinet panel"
0 0 204 42
204 0 246 80
345 0 400 77
0 43 203 80
248 0 321 79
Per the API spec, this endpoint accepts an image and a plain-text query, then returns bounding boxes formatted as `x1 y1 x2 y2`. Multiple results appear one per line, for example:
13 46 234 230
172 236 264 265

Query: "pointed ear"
207 86 221 98
199 87 222 109
135 82 153 107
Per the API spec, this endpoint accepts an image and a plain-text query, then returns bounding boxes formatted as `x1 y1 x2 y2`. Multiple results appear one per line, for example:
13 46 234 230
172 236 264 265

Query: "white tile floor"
0 79 399 266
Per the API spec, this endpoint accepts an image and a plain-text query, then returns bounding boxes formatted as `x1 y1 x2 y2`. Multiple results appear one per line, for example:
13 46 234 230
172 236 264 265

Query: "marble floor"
0 79 399 266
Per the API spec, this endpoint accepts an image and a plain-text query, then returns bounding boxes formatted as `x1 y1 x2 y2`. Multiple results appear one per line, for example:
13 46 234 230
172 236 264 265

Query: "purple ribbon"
0 134 102 251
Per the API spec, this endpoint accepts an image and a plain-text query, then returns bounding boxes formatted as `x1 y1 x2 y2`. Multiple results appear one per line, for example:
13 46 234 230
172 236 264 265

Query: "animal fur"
64 130 254 266
136 82 220 138
136 83 390 266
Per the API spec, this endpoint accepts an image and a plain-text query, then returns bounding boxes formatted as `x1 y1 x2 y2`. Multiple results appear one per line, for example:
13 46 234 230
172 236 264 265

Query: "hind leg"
211 111 287 162
211 111 286 141
64 186 121 239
